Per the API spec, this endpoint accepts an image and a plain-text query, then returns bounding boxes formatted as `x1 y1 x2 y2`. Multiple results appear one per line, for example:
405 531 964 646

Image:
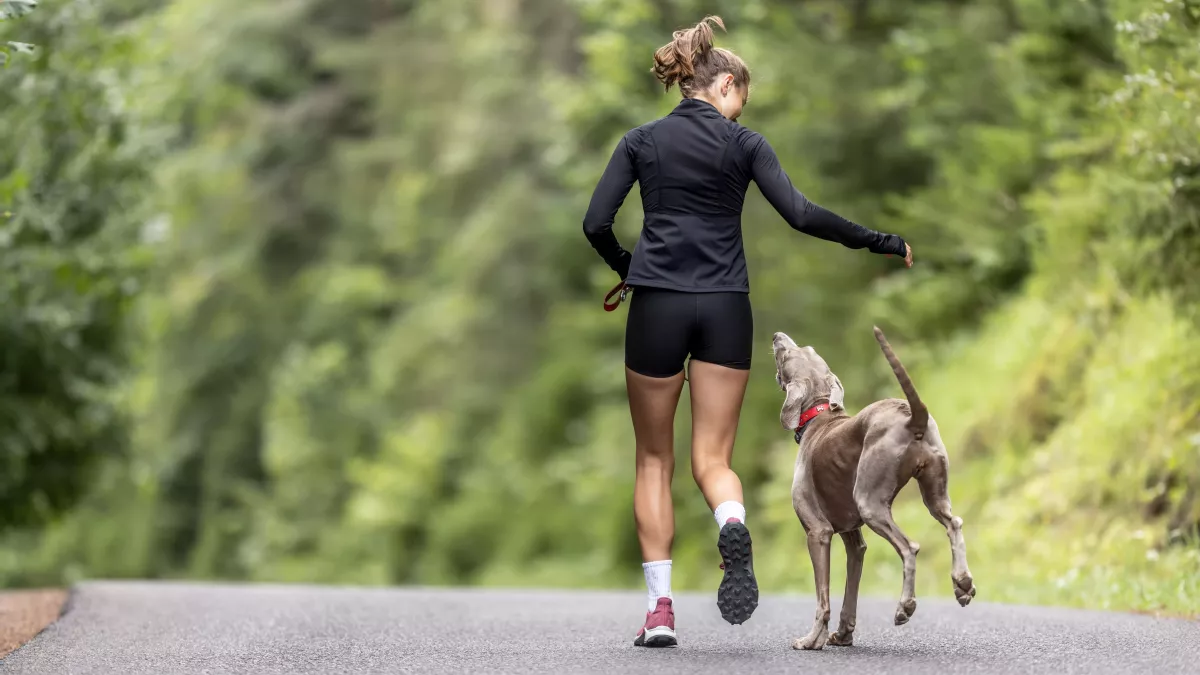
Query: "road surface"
1 582 1197 674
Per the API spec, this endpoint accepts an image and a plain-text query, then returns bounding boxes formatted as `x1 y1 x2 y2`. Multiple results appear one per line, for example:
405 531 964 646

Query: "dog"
772 326 976 650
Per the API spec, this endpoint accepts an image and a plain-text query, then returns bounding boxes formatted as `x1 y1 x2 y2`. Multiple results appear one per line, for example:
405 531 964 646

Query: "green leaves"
1 41 35 65
0 0 155 534
0 0 37 66
0 0 37 21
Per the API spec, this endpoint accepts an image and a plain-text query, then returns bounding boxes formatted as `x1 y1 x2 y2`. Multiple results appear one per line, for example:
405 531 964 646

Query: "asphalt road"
1 582 1197 674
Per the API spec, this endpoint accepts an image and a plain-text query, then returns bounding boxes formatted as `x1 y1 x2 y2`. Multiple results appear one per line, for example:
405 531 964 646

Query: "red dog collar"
794 403 829 444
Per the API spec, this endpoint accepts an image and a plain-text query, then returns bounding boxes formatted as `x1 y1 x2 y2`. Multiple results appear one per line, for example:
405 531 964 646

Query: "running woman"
583 16 914 648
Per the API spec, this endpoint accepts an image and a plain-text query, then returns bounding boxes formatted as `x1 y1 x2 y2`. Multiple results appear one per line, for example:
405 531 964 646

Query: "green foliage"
0 0 37 20
0 0 157 530
0 0 37 65
0 0 1197 617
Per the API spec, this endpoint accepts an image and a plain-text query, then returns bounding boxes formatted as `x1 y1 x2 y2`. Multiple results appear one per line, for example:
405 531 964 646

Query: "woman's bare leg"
687 360 749 509
626 367 686 562
688 358 759 624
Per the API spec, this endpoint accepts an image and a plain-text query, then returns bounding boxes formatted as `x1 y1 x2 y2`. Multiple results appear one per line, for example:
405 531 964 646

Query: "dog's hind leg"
828 529 866 646
854 477 919 626
917 453 976 606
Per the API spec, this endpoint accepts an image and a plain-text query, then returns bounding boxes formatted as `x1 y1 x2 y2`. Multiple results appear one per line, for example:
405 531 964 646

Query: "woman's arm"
582 134 637 279
747 132 908 257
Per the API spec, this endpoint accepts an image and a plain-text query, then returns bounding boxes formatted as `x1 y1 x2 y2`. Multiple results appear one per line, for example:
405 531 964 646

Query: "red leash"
603 280 629 312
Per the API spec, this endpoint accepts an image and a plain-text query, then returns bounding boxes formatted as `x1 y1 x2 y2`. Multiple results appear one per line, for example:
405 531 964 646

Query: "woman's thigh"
690 292 753 371
625 367 685 456
687 361 750 465
688 292 753 465
624 288 692 452
625 287 694 378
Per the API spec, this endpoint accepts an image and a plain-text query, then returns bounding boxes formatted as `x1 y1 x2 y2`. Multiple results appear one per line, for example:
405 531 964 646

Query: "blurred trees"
0 0 157 530
0 0 38 66
1 0 1196 612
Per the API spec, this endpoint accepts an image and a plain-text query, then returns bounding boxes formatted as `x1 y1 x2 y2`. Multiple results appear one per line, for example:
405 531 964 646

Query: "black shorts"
625 287 754 378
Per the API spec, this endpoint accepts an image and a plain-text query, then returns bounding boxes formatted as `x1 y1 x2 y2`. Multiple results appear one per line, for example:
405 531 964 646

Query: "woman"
582 16 913 648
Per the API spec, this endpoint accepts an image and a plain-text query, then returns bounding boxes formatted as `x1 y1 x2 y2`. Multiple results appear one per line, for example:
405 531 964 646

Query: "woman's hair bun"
652 16 726 92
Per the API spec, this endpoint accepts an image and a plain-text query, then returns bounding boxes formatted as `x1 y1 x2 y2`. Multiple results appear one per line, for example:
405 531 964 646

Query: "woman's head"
652 16 751 121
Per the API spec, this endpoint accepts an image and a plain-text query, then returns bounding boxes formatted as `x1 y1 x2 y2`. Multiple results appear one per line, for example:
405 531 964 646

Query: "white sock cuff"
643 560 673 610
714 500 746 527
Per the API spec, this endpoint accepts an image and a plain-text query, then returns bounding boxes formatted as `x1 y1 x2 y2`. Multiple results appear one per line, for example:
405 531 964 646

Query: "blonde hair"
652 16 750 97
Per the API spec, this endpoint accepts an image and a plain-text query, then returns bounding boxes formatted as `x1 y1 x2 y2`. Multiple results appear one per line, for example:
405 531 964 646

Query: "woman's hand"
904 243 913 268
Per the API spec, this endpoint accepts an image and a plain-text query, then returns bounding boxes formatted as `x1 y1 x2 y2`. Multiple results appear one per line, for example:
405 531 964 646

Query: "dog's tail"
873 326 929 440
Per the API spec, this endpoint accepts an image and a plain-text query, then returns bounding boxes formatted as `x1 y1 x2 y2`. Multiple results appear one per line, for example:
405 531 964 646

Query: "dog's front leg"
793 527 833 650
828 529 866 646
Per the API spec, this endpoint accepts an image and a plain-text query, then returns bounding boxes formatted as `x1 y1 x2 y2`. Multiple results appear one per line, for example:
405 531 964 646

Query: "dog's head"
772 331 846 430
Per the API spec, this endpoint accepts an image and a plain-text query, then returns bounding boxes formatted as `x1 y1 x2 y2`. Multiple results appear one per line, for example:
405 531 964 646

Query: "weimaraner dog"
772 327 976 650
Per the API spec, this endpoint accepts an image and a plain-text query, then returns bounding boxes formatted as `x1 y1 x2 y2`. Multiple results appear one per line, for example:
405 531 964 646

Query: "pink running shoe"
633 597 677 647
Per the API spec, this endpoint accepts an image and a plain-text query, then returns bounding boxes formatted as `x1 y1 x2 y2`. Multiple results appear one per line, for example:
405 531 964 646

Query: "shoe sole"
717 522 759 625
634 626 677 648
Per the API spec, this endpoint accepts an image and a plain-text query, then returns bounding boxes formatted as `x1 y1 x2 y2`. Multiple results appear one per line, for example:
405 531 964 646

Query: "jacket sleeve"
582 133 636 279
747 132 907 256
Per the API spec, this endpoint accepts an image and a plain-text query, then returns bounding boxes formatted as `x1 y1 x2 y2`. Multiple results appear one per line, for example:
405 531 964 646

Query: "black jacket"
583 97 907 292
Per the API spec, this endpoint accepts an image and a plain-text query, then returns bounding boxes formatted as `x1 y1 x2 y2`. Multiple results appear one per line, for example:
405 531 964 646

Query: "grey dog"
772 327 976 650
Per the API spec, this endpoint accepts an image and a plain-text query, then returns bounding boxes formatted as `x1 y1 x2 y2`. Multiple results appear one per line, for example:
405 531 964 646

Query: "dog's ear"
780 382 807 430
827 374 845 411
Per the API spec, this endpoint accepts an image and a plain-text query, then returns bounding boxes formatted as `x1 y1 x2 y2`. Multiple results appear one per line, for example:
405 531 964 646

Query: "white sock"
714 501 746 528
642 560 672 611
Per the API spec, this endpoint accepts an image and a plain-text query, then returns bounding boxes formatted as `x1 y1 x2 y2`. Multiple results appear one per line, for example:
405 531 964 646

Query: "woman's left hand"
903 243 913 268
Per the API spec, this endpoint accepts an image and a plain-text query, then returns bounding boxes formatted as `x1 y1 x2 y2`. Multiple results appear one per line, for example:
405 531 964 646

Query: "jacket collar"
670 97 726 119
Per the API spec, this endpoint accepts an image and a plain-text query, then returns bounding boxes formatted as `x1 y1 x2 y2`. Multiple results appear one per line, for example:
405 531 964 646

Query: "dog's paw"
827 630 854 647
792 628 829 651
954 573 976 607
894 598 917 626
